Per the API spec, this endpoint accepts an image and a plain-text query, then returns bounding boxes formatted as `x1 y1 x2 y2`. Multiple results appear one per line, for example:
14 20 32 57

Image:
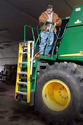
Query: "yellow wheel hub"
42 79 71 111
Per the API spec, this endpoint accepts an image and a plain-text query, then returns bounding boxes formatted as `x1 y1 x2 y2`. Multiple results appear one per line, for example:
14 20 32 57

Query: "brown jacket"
39 11 62 32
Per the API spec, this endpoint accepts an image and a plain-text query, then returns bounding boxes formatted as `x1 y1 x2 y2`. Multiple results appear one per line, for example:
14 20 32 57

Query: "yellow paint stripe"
27 43 30 103
60 52 83 57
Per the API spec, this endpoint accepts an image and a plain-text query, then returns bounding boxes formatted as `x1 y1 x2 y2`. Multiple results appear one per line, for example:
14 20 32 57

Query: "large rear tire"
35 62 83 125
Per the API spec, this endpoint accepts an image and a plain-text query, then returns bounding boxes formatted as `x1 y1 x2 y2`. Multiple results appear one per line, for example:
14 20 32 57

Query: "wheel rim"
42 79 71 112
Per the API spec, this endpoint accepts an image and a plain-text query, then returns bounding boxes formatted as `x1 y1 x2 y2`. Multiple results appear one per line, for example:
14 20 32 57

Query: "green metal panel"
68 5 83 27
58 25 83 61
21 55 57 93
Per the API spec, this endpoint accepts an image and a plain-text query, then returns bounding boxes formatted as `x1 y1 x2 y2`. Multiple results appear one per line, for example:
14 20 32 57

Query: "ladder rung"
24 47 27 50
21 77 27 79
16 91 27 95
19 62 27 64
17 82 27 85
24 45 27 47
20 52 27 54
18 72 27 75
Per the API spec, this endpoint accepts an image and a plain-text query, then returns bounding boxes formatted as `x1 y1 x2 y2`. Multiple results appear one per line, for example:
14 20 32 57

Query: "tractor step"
17 82 27 85
16 91 27 95
18 72 27 75
19 62 27 64
20 52 27 54
23 47 27 50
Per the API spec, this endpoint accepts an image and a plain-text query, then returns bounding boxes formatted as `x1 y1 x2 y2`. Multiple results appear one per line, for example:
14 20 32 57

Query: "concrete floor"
1 83 83 125
0 83 45 125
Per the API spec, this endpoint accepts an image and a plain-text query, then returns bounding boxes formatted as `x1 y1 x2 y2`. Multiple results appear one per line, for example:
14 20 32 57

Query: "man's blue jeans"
39 31 54 55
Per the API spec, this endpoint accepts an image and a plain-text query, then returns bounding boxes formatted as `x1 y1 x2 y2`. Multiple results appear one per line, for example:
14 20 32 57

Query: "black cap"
47 4 53 9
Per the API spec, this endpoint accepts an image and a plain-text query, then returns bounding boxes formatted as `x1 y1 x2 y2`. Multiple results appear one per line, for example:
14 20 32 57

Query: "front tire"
35 62 82 124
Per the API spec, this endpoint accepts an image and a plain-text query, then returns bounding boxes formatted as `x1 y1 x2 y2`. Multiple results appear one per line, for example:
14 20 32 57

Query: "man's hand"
47 19 51 23
54 22 56 26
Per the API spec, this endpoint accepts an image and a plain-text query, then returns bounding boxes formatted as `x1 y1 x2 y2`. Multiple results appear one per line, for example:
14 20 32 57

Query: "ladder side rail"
15 43 22 99
20 43 24 68
27 42 31 103
30 41 34 75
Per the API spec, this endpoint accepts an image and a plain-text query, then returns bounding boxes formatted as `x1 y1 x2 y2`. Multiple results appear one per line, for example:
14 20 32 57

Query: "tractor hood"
58 5 83 62
67 5 83 27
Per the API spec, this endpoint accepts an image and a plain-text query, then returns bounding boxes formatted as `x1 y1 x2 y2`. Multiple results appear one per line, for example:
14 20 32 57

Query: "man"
39 4 62 56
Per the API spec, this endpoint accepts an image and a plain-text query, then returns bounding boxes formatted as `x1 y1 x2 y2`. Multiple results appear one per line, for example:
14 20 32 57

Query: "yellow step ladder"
15 41 34 103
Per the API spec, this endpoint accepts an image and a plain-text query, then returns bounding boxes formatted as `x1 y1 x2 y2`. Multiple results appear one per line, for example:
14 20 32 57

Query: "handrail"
51 27 61 56
24 21 47 49
31 28 35 43
24 21 61 56
34 21 47 49
24 25 40 42
44 23 53 55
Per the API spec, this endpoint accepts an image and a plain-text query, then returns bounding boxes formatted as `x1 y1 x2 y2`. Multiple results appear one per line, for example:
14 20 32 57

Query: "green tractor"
15 5 83 125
